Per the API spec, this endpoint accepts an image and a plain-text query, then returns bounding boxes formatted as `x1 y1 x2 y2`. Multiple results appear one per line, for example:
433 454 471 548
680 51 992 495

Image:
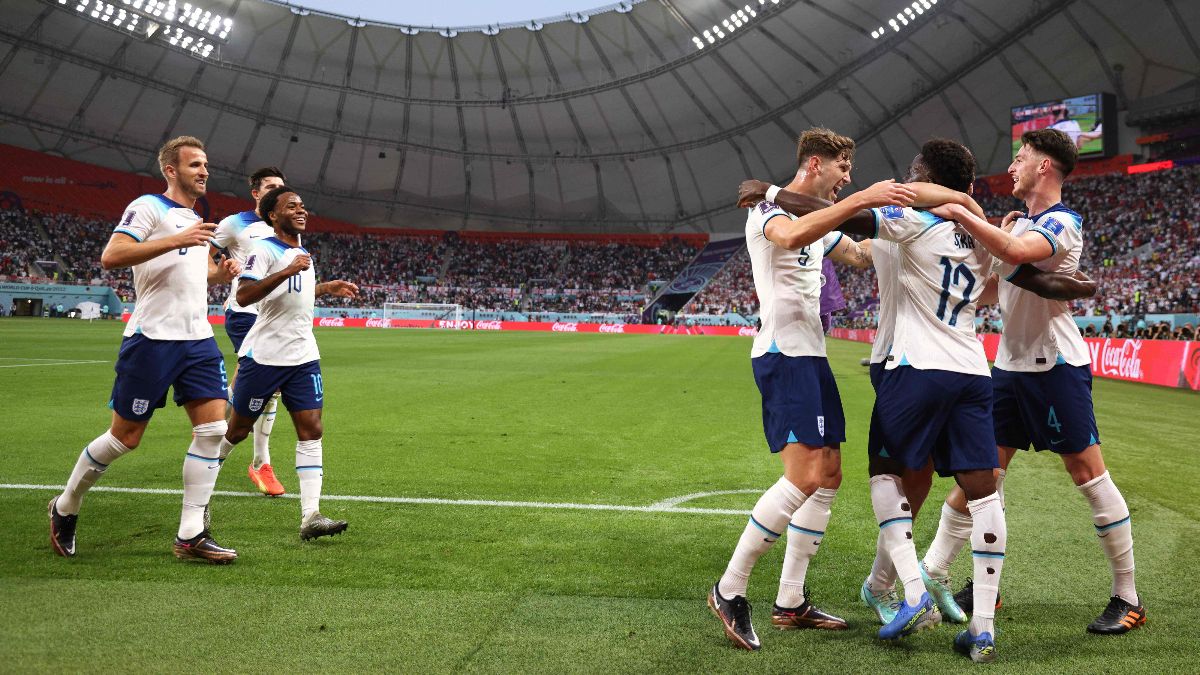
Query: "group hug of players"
707 127 1145 662
47 135 358 564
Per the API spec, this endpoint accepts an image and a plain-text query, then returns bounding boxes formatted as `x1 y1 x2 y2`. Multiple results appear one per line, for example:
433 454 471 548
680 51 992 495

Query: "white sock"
296 439 324 520
967 492 1006 636
870 474 923 607
922 502 973 578
57 431 131 515
996 468 1007 508
718 476 807 599
867 531 897 593
179 421 228 539
217 436 236 462
777 487 837 608
251 393 279 469
1078 471 1138 605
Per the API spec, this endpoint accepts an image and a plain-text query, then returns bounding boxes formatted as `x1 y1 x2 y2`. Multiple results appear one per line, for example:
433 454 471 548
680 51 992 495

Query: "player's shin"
58 431 132 514
296 439 324 519
870 474 924 606
923 502 973 578
179 421 228 539
251 393 280 469
719 477 807 599
868 530 897 591
1079 471 1138 604
967 492 1006 637
777 487 836 607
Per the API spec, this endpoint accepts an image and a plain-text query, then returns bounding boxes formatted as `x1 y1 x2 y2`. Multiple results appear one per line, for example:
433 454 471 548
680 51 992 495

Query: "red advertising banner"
828 328 1198 391
198 314 760 337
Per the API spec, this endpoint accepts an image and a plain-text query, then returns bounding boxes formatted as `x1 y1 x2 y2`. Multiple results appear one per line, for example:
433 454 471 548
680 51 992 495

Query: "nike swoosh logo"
1050 439 1065 445
315 397 323 402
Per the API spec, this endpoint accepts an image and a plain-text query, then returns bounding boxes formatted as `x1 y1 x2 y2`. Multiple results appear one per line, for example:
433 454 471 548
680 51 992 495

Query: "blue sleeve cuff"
113 228 144 242
823 232 844 255
871 208 880 239
239 273 263 281
1030 228 1058 255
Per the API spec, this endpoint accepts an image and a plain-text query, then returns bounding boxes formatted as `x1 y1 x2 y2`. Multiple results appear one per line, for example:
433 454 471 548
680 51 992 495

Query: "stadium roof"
1 0 1198 233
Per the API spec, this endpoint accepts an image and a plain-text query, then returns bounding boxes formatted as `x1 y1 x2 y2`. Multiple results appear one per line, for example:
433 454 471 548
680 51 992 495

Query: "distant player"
212 167 289 497
48 136 241 563
928 128 1145 635
216 186 358 540
708 128 918 651
1049 107 1102 151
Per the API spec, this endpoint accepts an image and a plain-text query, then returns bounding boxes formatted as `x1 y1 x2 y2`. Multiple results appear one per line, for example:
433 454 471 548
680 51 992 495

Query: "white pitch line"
649 489 763 509
0 483 751 516
0 360 107 368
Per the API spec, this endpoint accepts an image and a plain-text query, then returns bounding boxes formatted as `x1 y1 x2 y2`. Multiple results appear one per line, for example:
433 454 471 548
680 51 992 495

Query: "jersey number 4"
935 256 975 326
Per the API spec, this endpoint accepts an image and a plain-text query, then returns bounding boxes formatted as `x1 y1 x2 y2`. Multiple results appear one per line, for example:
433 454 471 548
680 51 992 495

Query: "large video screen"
1011 93 1115 158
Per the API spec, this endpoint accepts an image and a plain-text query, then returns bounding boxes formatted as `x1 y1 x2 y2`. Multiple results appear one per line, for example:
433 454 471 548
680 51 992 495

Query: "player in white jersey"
927 128 1145 635
1050 107 1102 151
211 167 289 497
49 136 242 563
215 186 358 540
707 128 921 651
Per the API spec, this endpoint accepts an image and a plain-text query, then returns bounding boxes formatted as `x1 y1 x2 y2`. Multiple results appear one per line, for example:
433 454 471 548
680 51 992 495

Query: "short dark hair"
919 138 976 193
1021 128 1077 177
796 127 856 167
257 185 297 224
248 166 287 192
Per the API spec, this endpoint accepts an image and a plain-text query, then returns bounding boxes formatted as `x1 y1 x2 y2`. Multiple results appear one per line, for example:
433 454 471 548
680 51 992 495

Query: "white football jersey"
1049 119 1083 145
869 238 899 364
746 201 844 358
994 204 1091 372
237 237 319 366
115 194 214 341
872 206 993 376
212 209 276 314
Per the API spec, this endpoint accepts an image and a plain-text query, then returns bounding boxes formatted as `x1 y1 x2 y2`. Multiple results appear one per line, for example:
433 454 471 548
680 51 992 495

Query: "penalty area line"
0 360 108 368
0 483 751 516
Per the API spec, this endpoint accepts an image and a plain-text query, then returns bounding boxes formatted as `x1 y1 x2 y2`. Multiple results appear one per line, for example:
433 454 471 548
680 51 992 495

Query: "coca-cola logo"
737 326 758 337
598 324 625 333
318 317 345 327
552 322 578 332
365 318 392 328
474 320 503 330
1088 338 1144 379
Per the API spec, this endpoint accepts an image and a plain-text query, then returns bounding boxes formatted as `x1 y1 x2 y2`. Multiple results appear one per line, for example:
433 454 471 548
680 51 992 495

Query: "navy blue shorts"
751 353 846 452
992 365 1100 454
871 366 997 477
224 310 258 352
109 335 229 421
869 361 885 391
232 357 323 418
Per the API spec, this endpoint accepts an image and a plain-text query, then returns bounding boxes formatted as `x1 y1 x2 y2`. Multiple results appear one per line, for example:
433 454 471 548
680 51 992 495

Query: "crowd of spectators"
3 163 1195 333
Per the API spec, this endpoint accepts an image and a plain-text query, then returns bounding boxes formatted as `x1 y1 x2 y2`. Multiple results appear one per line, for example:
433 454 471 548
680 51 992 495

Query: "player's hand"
285 254 312 275
737 179 771 208
853 179 916 210
213 255 240 284
1000 210 1023 232
173 221 217 248
928 203 962 221
321 280 359 299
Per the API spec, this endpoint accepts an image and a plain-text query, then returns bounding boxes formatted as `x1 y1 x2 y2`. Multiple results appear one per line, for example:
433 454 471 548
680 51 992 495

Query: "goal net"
382 302 466 329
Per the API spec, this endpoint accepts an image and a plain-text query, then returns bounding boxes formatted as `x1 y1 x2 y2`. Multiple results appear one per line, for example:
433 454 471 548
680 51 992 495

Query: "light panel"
52 0 232 58
870 0 936 39
692 1 771 50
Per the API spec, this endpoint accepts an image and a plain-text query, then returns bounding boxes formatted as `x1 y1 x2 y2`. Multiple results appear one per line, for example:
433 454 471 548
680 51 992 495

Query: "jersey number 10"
287 274 302 294
935 256 976 327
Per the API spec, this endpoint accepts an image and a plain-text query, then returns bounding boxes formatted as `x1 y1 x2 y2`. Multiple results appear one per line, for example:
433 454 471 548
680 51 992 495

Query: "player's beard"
182 174 207 200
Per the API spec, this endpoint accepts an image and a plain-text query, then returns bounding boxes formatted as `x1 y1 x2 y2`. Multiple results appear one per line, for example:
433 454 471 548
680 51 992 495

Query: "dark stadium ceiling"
1 0 1198 233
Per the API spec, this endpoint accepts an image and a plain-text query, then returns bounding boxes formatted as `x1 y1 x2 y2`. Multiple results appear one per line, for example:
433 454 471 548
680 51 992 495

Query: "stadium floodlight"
870 0 940 39
691 0 776 49
47 0 232 59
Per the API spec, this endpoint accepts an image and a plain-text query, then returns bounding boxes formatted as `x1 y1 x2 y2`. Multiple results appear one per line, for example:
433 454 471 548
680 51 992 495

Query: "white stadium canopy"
1 0 1197 232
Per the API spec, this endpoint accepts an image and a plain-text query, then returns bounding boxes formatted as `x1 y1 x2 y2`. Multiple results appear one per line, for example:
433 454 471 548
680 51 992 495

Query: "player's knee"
112 431 141 450
226 426 252 445
296 421 323 441
1063 446 1105 486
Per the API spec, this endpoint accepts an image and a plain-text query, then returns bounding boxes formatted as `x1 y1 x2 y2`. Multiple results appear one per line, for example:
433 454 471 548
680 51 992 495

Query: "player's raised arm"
759 180 916 250
208 253 241 286
905 182 987 219
1007 265 1098 301
237 253 311 306
827 235 873 269
929 203 1053 265
739 180 881 237
100 220 216 270
315 280 359 299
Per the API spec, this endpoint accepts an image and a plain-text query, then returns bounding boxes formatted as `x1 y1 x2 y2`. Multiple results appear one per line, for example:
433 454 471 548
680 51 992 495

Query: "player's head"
795 127 856 201
908 138 976 193
258 185 306 236
248 167 287 205
158 136 207 198
1010 128 1076 197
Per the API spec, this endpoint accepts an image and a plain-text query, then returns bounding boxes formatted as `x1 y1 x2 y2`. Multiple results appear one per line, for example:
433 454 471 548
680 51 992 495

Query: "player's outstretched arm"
100 221 217 270
737 180 878 237
315 281 359 299
828 236 872 269
762 180 916 250
1008 265 1098 301
237 254 311 306
905 182 986 219
929 203 1053 265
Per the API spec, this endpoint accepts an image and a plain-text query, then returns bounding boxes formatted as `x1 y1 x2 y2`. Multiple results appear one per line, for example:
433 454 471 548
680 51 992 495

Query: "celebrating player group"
711 127 1143 662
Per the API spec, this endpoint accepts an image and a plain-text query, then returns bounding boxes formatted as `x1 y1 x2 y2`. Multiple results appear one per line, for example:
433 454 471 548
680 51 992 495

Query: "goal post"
382 302 466 329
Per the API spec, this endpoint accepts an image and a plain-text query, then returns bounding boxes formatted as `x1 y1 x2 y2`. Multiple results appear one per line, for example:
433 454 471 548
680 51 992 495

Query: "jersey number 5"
936 256 976 326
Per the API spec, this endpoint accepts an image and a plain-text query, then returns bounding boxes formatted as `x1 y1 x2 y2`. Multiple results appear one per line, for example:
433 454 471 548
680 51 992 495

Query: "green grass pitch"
0 319 1196 672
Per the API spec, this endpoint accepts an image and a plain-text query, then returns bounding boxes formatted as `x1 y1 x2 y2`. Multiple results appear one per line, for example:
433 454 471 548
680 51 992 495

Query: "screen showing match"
1011 94 1108 158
